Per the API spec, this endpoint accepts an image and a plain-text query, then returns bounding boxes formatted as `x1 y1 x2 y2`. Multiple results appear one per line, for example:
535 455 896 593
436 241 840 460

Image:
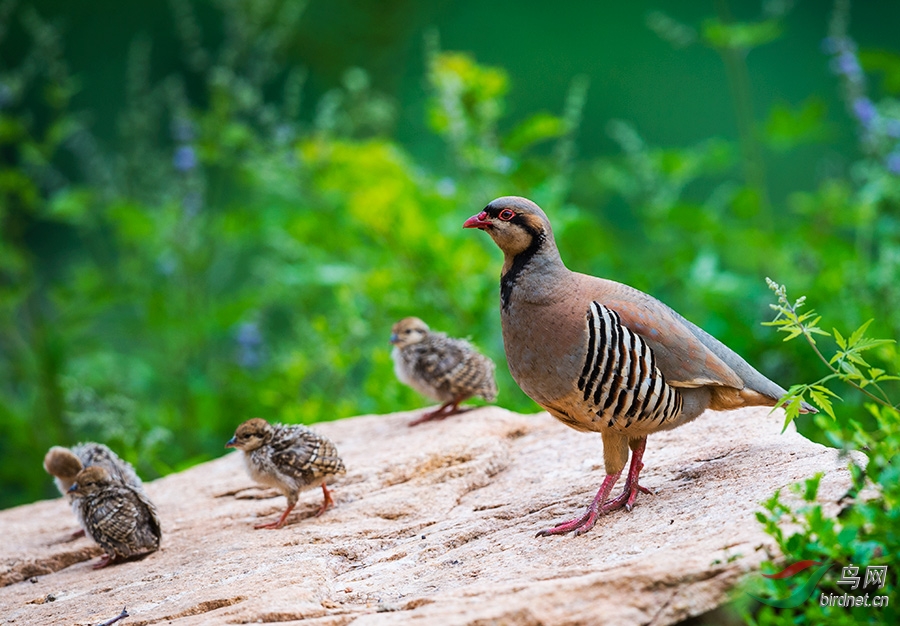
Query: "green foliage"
2 0 900 517
738 285 899 625
764 280 899 431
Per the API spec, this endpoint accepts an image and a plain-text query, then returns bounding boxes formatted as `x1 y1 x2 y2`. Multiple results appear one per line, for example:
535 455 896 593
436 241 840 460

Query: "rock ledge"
1 407 853 625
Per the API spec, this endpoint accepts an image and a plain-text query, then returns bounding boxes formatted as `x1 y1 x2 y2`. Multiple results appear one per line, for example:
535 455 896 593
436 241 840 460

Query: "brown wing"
86 489 141 556
271 426 345 483
602 291 744 390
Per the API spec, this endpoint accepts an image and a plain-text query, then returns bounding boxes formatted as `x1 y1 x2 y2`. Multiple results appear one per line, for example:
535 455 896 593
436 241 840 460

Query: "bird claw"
408 404 471 427
539 480 653 536
536 507 600 537
253 520 284 530
601 481 651 514
93 554 115 569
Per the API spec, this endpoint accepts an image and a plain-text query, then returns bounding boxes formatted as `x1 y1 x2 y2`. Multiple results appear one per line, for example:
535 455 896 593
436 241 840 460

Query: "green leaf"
503 112 566 152
803 474 822 501
848 319 874 347
763 98 832 152
781 396 802 432
809 388 836 419
833 327 847 350
810 384 840 398
841 361 863 379
701 18 783 50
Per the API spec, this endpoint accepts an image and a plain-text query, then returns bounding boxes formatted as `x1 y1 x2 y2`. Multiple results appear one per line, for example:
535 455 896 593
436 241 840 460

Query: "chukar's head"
68 465 112 496
226 418 273 451
463 196 553 257
389 317 429 348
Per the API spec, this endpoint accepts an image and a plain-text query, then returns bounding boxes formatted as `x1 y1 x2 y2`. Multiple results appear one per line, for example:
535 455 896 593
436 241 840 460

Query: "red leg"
315 484 335 517
536 470 622 537
536 438 653 537
255 502 296 529
409 398 470 426
599 437 652 514
93 553 114 569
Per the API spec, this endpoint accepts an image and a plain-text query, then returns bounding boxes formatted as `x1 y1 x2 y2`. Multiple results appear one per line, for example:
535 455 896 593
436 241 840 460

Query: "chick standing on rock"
464 196 816 537
226 418 346 529
390 317 498 427
68 465 161 568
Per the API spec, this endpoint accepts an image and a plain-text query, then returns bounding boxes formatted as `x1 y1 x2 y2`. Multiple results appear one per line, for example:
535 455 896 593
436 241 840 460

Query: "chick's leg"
315 484 335 517
255 503 295 529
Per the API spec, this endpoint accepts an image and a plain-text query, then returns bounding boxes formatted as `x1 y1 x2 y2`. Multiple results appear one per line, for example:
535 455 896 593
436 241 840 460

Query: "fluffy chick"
44 442 143 496
68 465 161 569
226 418 346 529
390 317 498 426
44 443 144 536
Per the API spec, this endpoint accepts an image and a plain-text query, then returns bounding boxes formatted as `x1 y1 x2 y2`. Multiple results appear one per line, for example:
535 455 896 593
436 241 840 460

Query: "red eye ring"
498 209 515 221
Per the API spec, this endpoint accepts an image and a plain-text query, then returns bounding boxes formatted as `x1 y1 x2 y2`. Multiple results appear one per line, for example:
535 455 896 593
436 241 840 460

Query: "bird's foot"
92 554 115 569
536 471 624 537
254 503 295 529
601 480 652 513
314 484 336 517
408 403 470 426
253 519 286 530
535 505 601 537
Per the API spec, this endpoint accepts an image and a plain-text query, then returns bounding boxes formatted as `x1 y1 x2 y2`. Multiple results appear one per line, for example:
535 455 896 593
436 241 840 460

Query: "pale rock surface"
0 406 855 625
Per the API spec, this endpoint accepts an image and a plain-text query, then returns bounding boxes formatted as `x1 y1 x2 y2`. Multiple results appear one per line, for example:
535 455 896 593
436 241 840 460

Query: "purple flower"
852 98 878 128
821 36 856 55
887 152 900 175
173 145 197 172
831 52 862 81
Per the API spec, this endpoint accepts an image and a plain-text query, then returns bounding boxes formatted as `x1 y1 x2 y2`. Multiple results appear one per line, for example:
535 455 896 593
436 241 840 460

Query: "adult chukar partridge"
68 465 161 568
390 317 498 426
226 418 346 529
464 196 816 537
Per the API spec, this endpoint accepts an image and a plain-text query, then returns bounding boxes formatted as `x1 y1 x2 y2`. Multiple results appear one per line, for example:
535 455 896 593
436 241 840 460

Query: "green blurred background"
2 0 900 509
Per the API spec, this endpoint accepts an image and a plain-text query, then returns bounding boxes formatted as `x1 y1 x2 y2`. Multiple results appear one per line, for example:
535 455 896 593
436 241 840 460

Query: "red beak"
463 211 492 229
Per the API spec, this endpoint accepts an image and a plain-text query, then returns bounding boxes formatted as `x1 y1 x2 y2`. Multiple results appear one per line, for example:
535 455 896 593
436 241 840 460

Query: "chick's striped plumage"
227 418 345 529
390 317 497 425
70 465 161 568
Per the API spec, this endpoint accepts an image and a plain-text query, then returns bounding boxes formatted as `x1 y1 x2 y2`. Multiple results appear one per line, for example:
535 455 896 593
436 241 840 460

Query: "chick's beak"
463 211 492 230
225 436 237 449
389 333 399 344
67 483 79 494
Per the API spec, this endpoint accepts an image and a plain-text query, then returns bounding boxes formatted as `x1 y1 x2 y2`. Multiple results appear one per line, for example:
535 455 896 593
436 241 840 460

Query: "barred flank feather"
580 302 683 432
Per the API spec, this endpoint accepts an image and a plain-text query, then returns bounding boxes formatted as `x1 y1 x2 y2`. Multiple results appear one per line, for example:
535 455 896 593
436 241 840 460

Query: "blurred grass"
1 0 900 510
